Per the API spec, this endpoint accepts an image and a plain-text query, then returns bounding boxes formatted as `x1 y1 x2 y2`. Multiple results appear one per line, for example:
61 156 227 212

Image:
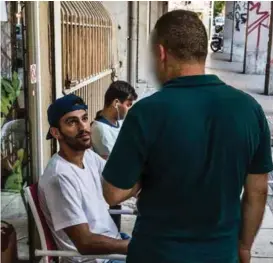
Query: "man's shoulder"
91 120 112 135
91 120 105 130
39 154 76 187
131 91 162 113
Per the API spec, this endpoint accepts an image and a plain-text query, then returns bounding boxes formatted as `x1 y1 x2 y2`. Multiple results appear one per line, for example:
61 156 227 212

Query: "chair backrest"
25 183 58 263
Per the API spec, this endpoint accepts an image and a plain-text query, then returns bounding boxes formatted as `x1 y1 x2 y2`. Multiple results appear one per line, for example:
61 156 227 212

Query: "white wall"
245 1 271 74
266 12 273 95
223 1 234 54
103 1 166 94
102 1 129 81
232 1 248 62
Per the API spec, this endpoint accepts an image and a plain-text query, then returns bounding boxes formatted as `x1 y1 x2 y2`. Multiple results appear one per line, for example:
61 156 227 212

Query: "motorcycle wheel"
210 42 220 52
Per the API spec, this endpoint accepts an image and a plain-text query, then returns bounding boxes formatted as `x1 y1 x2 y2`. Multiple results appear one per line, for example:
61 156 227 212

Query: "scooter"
210 25 224 53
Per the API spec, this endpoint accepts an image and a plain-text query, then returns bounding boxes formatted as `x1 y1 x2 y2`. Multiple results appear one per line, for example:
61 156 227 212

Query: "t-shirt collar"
163 74 224 89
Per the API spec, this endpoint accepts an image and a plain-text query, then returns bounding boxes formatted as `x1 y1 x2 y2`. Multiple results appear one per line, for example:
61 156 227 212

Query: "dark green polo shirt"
103 75 273 263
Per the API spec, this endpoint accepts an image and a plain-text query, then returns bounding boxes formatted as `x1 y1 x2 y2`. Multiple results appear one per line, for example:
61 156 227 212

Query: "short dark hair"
153 9 208 63
104 81 138 107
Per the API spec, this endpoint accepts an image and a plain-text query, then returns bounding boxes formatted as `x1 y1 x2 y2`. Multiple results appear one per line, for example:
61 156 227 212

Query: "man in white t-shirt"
91 81 138 159
38 94 138 263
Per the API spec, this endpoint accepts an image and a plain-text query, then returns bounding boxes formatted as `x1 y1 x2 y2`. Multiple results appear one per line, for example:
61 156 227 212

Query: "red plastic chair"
24 183 132 263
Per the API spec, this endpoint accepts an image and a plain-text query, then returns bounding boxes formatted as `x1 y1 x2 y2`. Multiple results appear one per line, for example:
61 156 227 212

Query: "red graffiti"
271 58 273 65
247 1 270 49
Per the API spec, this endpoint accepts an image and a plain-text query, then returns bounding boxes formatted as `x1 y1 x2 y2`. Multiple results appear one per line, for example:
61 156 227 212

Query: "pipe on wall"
127 1 133 84
135 1 139 87
264 1 273 95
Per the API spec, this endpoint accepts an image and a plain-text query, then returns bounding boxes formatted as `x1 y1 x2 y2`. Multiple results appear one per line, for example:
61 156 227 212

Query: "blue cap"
46 94 88 140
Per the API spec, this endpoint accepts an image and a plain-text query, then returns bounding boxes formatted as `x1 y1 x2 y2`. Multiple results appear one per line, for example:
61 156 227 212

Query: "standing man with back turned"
101 10 273 263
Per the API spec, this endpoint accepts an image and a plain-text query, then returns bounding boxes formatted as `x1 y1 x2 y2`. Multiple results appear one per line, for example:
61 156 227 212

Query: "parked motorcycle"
210 25 224 53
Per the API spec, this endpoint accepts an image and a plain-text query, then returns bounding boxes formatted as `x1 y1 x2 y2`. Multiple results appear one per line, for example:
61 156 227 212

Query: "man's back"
103 75 272 263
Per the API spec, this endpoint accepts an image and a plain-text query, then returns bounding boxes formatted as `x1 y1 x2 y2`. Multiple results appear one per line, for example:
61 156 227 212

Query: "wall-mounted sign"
30 64 37 84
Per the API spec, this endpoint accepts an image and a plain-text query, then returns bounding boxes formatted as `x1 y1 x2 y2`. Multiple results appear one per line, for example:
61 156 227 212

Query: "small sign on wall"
30 64 37 84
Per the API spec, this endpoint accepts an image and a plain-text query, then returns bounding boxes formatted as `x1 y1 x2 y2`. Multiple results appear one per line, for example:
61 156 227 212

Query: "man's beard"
59 129 91 151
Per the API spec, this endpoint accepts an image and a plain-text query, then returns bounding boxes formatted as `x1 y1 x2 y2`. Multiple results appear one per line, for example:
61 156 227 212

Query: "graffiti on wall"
227 12 234 20
234 1 247 31
247 1 270 49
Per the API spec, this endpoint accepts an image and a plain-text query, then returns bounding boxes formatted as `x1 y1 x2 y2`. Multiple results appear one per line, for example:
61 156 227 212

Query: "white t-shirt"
91 120 123 157
38 150 120 263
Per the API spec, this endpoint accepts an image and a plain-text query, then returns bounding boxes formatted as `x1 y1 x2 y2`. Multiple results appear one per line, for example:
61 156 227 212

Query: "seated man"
39 94 135 263
91 81 138 159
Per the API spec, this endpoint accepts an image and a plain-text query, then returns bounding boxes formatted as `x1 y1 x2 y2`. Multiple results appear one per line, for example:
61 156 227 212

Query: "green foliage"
1 72 24 191
1 72 21 127
4 149 25 191
214 1 225 17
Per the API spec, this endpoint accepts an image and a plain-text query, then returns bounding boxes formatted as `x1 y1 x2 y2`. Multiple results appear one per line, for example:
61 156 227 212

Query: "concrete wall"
231 1 248 62
103 1 167 93
245 1 271 74
265 2 273 95
102 1 129 82
26 2 53 180
266 34 273 94
223 1 234 54
39 2 53 168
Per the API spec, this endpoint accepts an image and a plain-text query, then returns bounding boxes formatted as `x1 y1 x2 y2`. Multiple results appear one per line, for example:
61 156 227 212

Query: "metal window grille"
61 1 113 119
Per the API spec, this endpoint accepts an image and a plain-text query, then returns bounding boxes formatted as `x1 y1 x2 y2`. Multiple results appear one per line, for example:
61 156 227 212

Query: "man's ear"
158 44 166 62
50 127 61 140
111 99 120 109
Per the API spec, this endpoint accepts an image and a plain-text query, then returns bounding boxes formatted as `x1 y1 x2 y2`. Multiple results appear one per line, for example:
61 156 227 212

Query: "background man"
102 10 273 263
38 94 131 263
91 81 137 159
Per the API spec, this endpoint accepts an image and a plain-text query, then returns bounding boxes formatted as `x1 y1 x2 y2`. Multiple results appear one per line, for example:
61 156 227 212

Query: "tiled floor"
1 192 29 260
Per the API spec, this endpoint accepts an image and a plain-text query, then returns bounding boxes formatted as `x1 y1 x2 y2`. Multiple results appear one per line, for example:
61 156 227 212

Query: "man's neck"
101 108 118 126
59 146 85 169
164 62 205 83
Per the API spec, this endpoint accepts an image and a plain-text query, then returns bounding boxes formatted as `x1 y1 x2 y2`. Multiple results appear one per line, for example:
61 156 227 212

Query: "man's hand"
239 245 251 263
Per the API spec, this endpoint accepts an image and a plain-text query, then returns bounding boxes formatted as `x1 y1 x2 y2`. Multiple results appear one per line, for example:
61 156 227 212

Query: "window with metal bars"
60 1 114 120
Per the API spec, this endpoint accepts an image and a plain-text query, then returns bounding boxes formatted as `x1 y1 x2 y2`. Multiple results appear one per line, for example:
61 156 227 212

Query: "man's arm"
239 173 268 250
239 105 273 258
103 180 141 206
102 107 147 206
64 223 128 255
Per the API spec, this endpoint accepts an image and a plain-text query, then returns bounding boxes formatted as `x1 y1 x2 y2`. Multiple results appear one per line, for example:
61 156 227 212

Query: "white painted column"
223 1 234 54
34 1 44 176
265 2 273 95
231 1 248 62
54 1 63 98
245 1 271 74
